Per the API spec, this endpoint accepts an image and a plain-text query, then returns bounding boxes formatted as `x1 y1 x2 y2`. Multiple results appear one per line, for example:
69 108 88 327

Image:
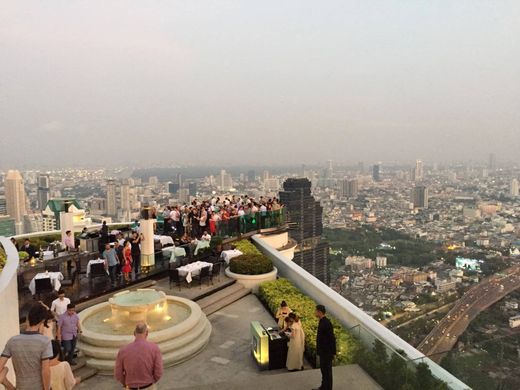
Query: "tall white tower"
5 170 27 234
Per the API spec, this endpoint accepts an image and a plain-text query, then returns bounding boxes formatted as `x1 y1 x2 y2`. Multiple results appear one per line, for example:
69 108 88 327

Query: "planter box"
225 267 278 294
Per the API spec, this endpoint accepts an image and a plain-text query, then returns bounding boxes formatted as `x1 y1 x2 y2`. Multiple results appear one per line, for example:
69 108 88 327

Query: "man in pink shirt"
114 323 163 390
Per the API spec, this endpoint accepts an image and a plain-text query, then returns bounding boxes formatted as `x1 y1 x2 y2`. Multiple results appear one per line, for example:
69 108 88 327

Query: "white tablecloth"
220 249 243 264
177 261 213 283
163 246 187 263
86 259 108 276
194 240 210 255
42 251 54 260
154 235 174 247
29 272 64 295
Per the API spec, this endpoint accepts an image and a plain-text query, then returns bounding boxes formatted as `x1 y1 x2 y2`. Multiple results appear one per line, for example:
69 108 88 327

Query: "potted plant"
225 253 277 293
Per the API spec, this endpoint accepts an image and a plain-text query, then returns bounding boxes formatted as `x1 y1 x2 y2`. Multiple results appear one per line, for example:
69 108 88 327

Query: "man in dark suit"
313 304 336 390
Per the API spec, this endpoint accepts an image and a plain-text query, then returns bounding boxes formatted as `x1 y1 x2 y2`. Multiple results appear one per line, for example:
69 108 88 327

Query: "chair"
34 277 54 299
211 262 221 283
169 269 185 291
90 263 107 278
193 266 212 289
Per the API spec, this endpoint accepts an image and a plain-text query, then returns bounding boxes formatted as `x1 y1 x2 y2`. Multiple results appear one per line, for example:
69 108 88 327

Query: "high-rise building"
413 160 424 181
412 185 429 209
340 178 358 199
5 169 27 234
262 170 270 182
326 160 333 179
120 180 131 211
279 178 330 284
37 174 50 211
372 163 381 182
510 179 519 198
106 179 117 216
247 170 256 183
219 170 233 191
176 173 183 188
168 182 180 194
489 153 496 170
178 188 190 204
148 176 159 186
188 182 197 196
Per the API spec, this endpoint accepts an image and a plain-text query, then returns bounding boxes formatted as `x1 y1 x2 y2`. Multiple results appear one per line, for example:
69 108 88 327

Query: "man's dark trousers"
319 353 333 390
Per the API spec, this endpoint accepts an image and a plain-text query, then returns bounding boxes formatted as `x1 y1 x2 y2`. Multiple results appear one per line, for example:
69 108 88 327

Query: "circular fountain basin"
78 290 212 373
108 289 169 325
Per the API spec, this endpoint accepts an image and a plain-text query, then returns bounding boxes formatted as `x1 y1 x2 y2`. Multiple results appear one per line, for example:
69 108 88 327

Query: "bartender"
275 301 292 329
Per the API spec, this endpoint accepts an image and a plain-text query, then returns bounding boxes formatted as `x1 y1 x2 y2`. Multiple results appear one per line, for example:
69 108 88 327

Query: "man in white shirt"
50 290 71 318
201 231 211 241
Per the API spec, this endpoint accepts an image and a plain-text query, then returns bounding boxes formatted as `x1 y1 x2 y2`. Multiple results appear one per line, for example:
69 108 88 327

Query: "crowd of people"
159 195 283 239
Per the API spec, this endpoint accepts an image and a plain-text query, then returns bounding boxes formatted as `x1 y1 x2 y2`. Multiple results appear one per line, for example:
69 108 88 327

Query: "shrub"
18 251 29 261
0 245 6 273
229 254 273 275
258 278 360 366
234 239 261 255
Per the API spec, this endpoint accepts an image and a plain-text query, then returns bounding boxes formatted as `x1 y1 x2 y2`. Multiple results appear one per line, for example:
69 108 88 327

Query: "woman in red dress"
122 241 133 282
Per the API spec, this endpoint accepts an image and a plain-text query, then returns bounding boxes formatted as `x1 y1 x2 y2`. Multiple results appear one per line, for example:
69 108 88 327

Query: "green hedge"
234 239 261 255
258 278 360 365
229 254 273 275
0 245 6 273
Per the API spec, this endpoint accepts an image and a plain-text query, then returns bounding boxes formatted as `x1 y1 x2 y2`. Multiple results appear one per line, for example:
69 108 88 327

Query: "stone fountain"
78 289 212 373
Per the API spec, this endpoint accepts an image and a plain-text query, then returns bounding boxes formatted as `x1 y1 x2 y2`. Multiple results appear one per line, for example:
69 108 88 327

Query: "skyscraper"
188 182 197 196
5 169 27 234
220 170 233 191
414 160 424 181
326 160 333 179
279 178 330 284
37 174 50 210
488 153 496 170
120 180 131 211
412 185 429 209
106 179 117 216
372 163 381 182
247 170 256 183
341 178 359 198
510 179 519 198
176 173 183 188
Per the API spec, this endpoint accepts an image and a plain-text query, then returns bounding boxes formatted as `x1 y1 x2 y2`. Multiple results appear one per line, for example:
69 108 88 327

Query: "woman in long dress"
284 313 305 371
275 301 292 329
122 241 133 282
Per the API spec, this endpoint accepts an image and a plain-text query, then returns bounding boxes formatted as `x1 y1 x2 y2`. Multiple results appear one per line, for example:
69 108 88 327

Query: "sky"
0 1 519 168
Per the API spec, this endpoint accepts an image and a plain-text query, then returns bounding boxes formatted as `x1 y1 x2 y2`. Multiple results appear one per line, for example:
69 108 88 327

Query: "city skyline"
1 1 519 167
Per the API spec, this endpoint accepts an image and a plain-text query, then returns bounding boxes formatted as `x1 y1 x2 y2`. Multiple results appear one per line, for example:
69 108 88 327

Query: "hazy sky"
1 1 519 168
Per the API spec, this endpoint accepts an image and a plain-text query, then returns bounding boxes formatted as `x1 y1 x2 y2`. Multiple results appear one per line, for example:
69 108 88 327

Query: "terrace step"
73 366 98 382
198 284 251 316
70 357 86 371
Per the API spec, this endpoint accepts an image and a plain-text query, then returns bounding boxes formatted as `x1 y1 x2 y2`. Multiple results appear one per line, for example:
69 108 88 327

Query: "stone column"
140 205 155 268
60 211 74 247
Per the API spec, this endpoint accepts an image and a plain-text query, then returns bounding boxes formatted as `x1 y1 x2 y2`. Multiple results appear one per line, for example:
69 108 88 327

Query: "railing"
252 234 470 390
215 210 285 238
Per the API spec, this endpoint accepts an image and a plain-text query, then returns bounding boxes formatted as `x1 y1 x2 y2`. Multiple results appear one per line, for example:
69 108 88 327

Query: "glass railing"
215 210 285 238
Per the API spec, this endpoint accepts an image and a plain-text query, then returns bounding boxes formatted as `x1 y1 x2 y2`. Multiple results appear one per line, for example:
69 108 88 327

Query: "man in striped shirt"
0 304 53 390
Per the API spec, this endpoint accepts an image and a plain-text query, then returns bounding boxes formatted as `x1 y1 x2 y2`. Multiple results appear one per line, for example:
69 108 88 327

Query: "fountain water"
78 289 212 372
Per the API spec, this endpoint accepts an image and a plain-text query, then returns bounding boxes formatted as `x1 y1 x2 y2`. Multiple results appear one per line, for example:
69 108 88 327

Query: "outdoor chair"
169 269 185 291
193 266 212 288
